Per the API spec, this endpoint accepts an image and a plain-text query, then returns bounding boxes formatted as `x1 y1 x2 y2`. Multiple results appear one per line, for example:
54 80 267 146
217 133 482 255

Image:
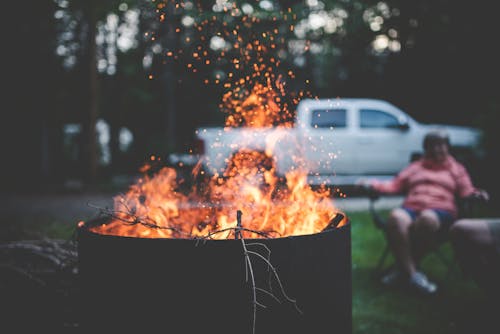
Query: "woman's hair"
423 129 450 150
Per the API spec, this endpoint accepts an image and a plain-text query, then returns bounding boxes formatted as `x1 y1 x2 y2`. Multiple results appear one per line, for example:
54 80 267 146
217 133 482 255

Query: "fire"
92 83 345 239
92 144 345 239
92 63 345 241
89 2 346 239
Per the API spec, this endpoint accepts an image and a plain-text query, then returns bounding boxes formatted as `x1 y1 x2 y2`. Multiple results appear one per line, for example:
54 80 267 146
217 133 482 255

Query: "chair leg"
374 242 457 279
434 247 456 280
375 245 390 274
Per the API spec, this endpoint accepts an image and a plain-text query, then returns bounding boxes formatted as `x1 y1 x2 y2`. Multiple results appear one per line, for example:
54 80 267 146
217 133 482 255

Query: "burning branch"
87 202 192 238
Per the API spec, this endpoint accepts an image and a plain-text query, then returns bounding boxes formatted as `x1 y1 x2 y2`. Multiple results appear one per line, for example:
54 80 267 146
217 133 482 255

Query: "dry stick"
235 210 258 334
246 249 303 315
236 210 303 334
89 201 274 248
245 243 301 313
0 242 65 268
255 287 281 304
246 242 273 292
87 203 191 238
0 239 78 288
88 202 277 239
203 226 272 240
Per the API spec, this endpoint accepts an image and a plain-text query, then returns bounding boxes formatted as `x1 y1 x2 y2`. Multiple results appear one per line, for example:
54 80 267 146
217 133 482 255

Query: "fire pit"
77 213 351 334
77 148 351 333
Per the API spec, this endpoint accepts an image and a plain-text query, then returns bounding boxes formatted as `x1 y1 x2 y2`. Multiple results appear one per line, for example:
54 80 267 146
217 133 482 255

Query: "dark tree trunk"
80 0 99 184
109 72 123 172
2 0 59 191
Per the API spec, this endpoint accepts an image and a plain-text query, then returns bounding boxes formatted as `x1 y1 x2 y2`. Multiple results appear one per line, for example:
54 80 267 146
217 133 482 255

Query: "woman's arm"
454 163 487 199
370 164 413 194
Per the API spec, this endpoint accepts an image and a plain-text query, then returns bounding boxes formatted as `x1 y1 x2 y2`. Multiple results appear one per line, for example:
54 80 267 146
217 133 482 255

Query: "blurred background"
3 0 499 198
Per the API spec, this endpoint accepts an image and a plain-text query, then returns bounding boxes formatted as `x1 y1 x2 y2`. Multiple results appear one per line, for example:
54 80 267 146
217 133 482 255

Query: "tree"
3 0 61 190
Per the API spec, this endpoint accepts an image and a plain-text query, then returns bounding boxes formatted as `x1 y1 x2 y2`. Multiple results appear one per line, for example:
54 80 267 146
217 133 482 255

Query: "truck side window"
360 109 400 128
311 109 347 128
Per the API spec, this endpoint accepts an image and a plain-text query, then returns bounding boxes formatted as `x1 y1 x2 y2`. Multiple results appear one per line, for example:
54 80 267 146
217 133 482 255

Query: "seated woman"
364 130 488 294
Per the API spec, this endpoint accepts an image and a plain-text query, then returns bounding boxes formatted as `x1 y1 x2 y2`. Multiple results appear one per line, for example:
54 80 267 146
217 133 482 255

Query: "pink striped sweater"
371 156 477 217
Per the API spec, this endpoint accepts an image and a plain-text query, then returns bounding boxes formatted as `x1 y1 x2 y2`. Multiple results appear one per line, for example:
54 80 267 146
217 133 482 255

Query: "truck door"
303 107 355 175
355 108 414 175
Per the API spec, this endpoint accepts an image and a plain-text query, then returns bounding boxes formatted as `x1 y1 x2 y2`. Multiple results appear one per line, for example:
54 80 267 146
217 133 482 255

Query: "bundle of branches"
0 238 78 332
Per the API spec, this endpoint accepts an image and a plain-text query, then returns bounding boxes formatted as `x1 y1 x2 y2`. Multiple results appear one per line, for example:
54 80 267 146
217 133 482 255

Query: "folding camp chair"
366 189 485 277
366 190 450 277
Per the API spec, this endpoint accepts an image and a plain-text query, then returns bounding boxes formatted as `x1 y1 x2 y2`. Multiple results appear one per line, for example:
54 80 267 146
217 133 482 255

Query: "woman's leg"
385 208 415 277
411 209 441 265
449 219 499 294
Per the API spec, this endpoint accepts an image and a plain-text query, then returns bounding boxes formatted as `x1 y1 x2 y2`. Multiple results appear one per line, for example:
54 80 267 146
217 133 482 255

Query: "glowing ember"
223 79 293 128
89 1 345 239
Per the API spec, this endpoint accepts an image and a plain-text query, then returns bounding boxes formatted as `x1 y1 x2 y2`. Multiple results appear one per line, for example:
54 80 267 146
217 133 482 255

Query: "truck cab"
298 98 481 186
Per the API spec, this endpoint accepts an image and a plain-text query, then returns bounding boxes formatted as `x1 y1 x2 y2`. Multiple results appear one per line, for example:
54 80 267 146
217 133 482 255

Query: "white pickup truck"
183 98 482 186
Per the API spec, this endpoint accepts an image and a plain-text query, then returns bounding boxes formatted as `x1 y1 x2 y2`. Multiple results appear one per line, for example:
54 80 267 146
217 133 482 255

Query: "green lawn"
348 210 489 334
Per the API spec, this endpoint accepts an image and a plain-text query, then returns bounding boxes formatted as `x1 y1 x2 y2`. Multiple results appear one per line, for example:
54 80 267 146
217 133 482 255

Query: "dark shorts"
402 206 455 241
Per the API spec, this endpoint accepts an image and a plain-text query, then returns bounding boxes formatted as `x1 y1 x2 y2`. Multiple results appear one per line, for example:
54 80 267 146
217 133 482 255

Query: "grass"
347 210 489 334
0 213 78 242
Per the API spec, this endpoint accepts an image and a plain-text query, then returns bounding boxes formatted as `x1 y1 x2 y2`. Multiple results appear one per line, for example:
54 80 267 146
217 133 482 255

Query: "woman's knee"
450 219 492 246
449 219 471 243
387 208 412 231
414 209 440 233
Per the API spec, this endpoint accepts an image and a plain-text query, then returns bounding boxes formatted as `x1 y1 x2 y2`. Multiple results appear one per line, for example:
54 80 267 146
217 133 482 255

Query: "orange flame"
92 149 344 239
90 5 345 239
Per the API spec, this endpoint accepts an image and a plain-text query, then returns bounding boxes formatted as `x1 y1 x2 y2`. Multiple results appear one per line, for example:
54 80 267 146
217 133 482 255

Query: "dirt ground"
0 185 123 243
1 191 115 224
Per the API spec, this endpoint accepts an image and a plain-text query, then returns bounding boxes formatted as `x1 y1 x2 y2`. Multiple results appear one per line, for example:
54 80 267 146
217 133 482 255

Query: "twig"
87 202 192 238
255 287 281 304
246 250 303 315
236 210 302 334
247 242 273 293
0 240 76 269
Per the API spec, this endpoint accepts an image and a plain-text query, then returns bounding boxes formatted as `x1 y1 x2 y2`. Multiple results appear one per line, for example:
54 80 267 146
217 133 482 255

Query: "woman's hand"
355 178 378 198
473 189 490 202
355 178 372 190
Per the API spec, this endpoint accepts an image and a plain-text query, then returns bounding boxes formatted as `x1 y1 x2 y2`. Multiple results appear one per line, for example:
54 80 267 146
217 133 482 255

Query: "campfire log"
77 217 351 334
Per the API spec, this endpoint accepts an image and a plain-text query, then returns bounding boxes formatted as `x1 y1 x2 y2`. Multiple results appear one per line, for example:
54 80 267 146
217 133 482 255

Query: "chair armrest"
458 193 488 218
